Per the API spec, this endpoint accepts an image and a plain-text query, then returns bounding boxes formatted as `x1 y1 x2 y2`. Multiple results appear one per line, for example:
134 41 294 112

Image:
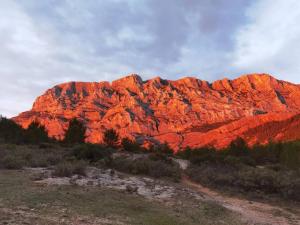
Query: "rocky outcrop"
13 73 300 150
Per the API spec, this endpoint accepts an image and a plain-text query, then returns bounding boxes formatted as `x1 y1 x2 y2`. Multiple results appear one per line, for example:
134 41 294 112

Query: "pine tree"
0 116 24 143
25 121 49 144
121 137 141 152
103 128 119 147
64 118 86 144
227 137 249 156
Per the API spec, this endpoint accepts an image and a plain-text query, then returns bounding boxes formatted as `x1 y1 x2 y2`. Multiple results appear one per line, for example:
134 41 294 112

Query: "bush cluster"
176 138 300 170
187 163 300 201
181 137 300 201
112 156 180 180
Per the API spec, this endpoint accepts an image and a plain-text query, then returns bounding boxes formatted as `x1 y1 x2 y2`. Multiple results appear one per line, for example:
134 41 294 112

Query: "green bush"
154 142 173 155
121 137 142 153
176 146 192 159
72 144 113 162
279 142 300 169
186 163 300 201
112 157 180 180
225 137 250 157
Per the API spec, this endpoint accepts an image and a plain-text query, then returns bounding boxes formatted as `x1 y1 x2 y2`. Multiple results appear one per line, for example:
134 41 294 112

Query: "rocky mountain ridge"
13 73 300 150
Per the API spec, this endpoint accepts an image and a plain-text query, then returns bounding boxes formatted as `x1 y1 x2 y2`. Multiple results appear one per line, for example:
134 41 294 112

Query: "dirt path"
182 175 300 225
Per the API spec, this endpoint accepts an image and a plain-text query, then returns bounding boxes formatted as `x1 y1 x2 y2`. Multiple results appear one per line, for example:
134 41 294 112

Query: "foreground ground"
0 168 299 225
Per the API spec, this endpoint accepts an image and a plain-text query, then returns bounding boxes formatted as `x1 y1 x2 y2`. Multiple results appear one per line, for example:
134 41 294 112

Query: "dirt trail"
182 175 300 225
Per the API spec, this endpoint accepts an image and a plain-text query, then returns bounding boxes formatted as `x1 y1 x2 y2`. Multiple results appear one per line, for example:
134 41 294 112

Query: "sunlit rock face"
13 73 300 150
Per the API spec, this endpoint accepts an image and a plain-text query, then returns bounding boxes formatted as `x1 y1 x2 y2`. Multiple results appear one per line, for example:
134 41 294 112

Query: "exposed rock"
36 167 177 202
172 159 189 170
13 73 300 150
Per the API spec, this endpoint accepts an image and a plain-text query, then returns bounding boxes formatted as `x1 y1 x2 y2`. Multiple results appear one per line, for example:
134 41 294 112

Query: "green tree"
227 137 249 157
176 146 192 159
156 142 173 155
0 116 24 143
64 118 86 144
24 121 49 144
103 128 119 147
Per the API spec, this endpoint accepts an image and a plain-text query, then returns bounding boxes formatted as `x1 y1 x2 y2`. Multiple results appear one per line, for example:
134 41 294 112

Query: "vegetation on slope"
0 116 299 202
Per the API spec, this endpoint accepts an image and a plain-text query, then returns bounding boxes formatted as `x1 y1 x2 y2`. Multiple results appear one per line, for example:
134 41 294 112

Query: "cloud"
232 0 300 83
2 0 299 117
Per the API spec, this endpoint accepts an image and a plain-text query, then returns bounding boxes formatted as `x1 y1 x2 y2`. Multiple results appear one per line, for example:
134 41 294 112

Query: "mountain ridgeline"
13 73 300 150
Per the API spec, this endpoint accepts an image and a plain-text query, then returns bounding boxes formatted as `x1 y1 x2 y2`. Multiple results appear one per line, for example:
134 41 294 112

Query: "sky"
1 0 300 117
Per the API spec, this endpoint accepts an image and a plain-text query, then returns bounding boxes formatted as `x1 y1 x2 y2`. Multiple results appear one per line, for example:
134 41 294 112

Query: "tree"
0 116 24 143
24 121 49 144
227 137 249 157
156 142 173 155
64 118 86 144
176 146 192 159
103 128 119 147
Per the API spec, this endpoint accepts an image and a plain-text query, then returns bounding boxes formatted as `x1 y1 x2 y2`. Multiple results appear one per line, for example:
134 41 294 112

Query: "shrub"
112 157 180 180
121 137 142 152
155 142 173 155
53 160 87 177
186 163 236 187
72 144 113 162
279 142 300 169
225 137 250 157
279 175 300 201
176 146 192 159
190 148 219 164
103 129 119 147
148 151 170 162
249 141 300 169
186 163 300 201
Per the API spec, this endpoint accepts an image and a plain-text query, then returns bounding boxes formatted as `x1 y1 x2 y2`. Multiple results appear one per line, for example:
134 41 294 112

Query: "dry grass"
0 170 245 225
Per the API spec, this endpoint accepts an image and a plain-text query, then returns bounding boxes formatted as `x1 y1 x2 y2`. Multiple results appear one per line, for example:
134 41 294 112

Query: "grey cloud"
1 0 284 118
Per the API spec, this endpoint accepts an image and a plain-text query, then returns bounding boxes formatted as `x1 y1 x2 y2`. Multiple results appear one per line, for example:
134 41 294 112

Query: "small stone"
126 185 138 193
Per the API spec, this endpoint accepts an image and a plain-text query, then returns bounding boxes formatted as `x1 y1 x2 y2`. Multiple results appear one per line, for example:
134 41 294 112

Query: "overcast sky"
1 0 300 117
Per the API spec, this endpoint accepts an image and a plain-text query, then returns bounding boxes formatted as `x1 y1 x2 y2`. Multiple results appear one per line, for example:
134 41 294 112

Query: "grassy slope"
0 170 245 225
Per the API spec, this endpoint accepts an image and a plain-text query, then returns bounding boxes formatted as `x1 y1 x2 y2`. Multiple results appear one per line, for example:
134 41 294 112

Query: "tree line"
0 116 145 152
0 116 299 169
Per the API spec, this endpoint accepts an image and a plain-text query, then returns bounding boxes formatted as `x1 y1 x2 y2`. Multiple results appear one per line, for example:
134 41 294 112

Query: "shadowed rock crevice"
275 90 287 105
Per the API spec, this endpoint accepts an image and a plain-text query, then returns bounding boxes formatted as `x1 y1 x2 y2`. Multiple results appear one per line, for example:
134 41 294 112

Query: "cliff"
13 73 300 150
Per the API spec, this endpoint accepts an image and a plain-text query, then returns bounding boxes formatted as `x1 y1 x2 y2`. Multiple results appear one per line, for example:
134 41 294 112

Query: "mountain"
13 73 300 150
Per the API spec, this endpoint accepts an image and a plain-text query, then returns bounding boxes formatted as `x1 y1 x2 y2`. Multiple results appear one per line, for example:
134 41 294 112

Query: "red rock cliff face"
13 74 300 150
